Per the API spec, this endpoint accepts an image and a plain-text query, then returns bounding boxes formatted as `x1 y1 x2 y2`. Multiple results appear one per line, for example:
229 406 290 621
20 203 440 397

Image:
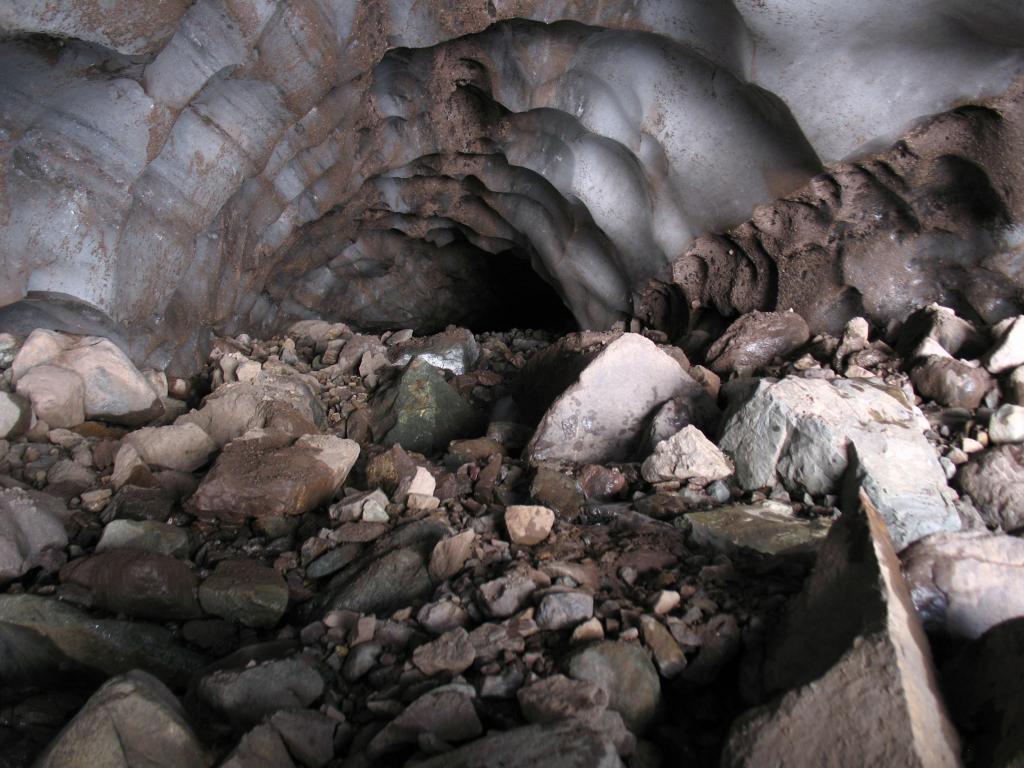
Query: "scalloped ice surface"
2 1 1024 373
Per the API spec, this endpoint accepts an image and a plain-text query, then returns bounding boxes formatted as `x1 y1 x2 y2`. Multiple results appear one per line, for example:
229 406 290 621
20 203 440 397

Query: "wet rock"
412 626 476 676
517 674 608 724
910 355 993 408
95 519 190 558
195 656 324 729
13 331 163 426
388 328 481 374
429 530 476 582
505 504 555 545
199 559 289 628
705 310 810 375
723 492 960 767
527 333 710 466
190 434 358 524
902 531 1024 639
177 374 324 447
986 315 1024 373
15 364 86 428
34 671 203 768
639 616 687 678
0 594 204 688
369 684 482 755
413 719 623 768
0 391 30 438
720 377 960 550
535 591 594 630
120 423 217 472
566 640 661 733
989 403 1024 444
0 488 67 582
640 425 733 485
687 500 831 556
376 359 482 454
60 549 201 621
957 444 1024 531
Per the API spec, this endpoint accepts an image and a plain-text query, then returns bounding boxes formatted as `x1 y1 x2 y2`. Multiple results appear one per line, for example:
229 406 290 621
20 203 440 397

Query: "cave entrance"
468 248 579 334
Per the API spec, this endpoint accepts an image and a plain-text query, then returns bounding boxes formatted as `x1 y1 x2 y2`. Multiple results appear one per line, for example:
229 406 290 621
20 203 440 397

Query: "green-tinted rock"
688 501 831 556
199 559 289 628
379 360 481 455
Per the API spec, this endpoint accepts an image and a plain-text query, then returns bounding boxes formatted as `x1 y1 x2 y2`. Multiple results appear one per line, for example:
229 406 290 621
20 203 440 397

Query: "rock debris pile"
1 305 1023 766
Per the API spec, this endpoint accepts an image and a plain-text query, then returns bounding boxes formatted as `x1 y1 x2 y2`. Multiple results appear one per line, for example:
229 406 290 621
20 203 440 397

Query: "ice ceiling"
2 1 1024 373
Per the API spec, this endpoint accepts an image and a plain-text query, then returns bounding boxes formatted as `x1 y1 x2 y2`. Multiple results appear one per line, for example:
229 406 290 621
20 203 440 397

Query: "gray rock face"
528 334 707 466
723 492 960 768
719 377 960 550
0 488 67 583
705 310 810 374
195 657 324 729
566 641 661 733
34 671 204 768
957 445 1024 531
902 531 1024 639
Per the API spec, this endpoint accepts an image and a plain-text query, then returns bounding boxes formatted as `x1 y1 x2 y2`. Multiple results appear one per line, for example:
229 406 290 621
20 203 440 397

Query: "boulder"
566 640 661 733
902 531 1024 639
388 328 481 374
199 559 289 628
15 364 86 428
705 310 810 374
721 491 960 767
957 444 1024 531
640 425 734 485
60 549 201 621
527 334 709 466
34 671 204 768
0 488 68 583
189 434 358 524
719 377 960 550
121 423 217 471
0 391 30 438
687 500 831 556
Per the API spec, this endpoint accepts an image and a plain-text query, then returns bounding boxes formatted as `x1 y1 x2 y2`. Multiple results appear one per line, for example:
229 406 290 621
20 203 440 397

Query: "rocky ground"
1 305 1023 767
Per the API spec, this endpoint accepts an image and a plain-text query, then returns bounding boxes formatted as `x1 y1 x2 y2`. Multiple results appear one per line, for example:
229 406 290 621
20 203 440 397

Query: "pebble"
535 591 594 630
504 505 555 545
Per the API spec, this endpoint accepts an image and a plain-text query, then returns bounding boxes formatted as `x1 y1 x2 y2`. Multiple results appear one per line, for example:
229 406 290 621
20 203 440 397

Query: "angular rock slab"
34 671 204 768
687 500 831 556
527 333 705 466
722 492 960 767
902 530 1024 639
719 377 959 550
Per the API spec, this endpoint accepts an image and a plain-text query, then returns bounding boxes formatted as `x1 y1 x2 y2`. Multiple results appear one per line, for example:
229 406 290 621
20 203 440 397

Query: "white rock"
989 404 1024 444
641 425 734 484
1009 366 1024 405
296 434 361 491
398 466 436 500
0 392 30 439
123 423 218 472
111 443 147 490
15 365 86 428
505 505 555 545
986 315 1024 373
10 329 72 382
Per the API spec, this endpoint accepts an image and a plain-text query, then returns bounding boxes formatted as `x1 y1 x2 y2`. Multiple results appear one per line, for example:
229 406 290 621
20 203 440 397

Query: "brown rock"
428 530 476 582
910 356 994 408
705 310 810 374
517 674 609 724
957 445 1024 531
412 627 476 676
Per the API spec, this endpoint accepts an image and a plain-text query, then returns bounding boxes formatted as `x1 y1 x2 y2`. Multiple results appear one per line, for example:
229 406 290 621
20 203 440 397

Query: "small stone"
535 591 594 630
504 505 555 546
639 616 687 678
407 492 440 511
369 684 482 755
398 466 436 499
989 404 1024 444
428 530 476 582
330 488 388 522
343 641 382 681
641 425 734 485
910 356 994 409
477 572 538 618
412 627 476 676
649 590 680 615
571 617 605 643
198 559 289 628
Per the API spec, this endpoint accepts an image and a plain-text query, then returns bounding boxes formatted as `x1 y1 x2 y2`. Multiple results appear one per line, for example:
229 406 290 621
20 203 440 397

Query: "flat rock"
705 310 810 374
641 425 734 484
719 377 960 550
957 444 1024 531
15 364 86 428
687 500 831 556
527 334 710 466
902 531 1024 639
121 422 217 471
0 594 205 688
722 491 960 767
0 391 30 438
34 671 204 768
566 640 661 733
195 656 324 729
910 355 993 408
0 487 68 583
505 504 555 545
60 549 201 621
199 559 289 628
190 434 358 524
413 719 623 768
95 519 190 558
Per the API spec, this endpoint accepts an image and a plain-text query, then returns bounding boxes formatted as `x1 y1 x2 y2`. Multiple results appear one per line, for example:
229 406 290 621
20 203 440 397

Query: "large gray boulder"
527 334 708 466
719 377 960 550
35 671 204 768
722 492 960 767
